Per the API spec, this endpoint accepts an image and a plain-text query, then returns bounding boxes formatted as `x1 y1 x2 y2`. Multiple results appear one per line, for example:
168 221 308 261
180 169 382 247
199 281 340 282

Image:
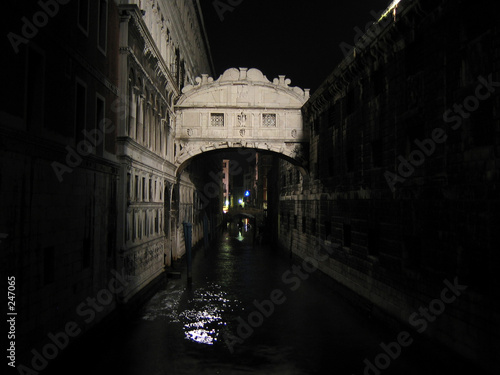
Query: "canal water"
46 225 480 375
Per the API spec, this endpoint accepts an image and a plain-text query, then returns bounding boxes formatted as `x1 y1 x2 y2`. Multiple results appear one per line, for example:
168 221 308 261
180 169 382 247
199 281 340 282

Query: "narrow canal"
46 225 479 375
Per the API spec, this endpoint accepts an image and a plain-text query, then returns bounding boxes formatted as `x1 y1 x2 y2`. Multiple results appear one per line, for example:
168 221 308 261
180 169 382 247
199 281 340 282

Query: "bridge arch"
174 146 309 180
173 68 310 176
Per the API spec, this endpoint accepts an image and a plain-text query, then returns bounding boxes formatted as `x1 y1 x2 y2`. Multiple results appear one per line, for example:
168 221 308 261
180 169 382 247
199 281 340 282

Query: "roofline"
304 0 419 110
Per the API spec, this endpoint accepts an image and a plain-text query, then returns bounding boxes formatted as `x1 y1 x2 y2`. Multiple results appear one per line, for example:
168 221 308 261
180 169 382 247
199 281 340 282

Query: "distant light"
245 190 250 197
379 0 401 21
238 199 243 204
225 200 229 207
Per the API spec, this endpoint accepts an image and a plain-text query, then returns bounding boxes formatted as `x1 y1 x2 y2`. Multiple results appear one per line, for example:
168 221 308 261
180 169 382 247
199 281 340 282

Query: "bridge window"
262 113 277 127
211 113 225 127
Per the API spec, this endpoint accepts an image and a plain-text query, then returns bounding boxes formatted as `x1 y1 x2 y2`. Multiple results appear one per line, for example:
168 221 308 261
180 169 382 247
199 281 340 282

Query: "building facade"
115 0 214 302
1 0 215 367
277 0 499 371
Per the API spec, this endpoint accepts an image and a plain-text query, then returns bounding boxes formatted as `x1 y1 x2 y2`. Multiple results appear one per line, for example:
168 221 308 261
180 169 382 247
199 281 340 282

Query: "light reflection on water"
142 281 241 346
180 283 240 345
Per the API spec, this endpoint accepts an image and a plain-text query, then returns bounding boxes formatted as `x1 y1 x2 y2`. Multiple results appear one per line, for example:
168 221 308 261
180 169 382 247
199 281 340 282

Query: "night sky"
199 0 392 93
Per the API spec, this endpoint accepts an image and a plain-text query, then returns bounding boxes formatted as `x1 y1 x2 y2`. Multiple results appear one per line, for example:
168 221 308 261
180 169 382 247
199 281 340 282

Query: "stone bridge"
173 68 310 174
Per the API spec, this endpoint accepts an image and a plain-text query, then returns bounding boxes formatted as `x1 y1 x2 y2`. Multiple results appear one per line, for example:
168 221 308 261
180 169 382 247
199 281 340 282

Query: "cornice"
120 4 181 98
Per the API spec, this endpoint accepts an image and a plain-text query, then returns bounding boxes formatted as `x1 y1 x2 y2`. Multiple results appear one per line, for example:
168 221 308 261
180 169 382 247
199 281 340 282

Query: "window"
403 235 421 268
343 223 351 247
43 247 55 285
83 232 92 269
126 214 130 241
346 90 355 115
142 178 146 201
127 173 131 200
211 113 224 127
3 45 25 121
135 175 139 200
471 100 493 147
78 0 90 35
97 0 108 54
132 212 136 240
324 221 331 240
75 78 87 140
149 178 153 201
311 219 316 235
262 113 277 127
373 68 385 96
328 156 334 176
302 216 306 233
371 139 383 168
139 215 142 239
368 225 380 256
294 215 297 230
346 149 354 172
405 39 423 77
327 106 335 128
95 94 105 155
26 47 45 132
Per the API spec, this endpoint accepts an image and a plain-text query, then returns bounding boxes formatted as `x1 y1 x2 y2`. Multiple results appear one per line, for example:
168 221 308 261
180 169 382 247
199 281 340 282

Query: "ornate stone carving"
237 112 247 127
179 67 310 101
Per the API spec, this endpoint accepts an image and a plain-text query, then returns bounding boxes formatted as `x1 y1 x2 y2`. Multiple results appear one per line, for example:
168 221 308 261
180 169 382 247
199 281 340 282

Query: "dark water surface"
46 226 480 374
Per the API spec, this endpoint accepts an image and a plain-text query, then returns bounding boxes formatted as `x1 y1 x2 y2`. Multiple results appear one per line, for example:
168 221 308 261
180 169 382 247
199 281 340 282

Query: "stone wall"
277 0 499 372
0 0 215 366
